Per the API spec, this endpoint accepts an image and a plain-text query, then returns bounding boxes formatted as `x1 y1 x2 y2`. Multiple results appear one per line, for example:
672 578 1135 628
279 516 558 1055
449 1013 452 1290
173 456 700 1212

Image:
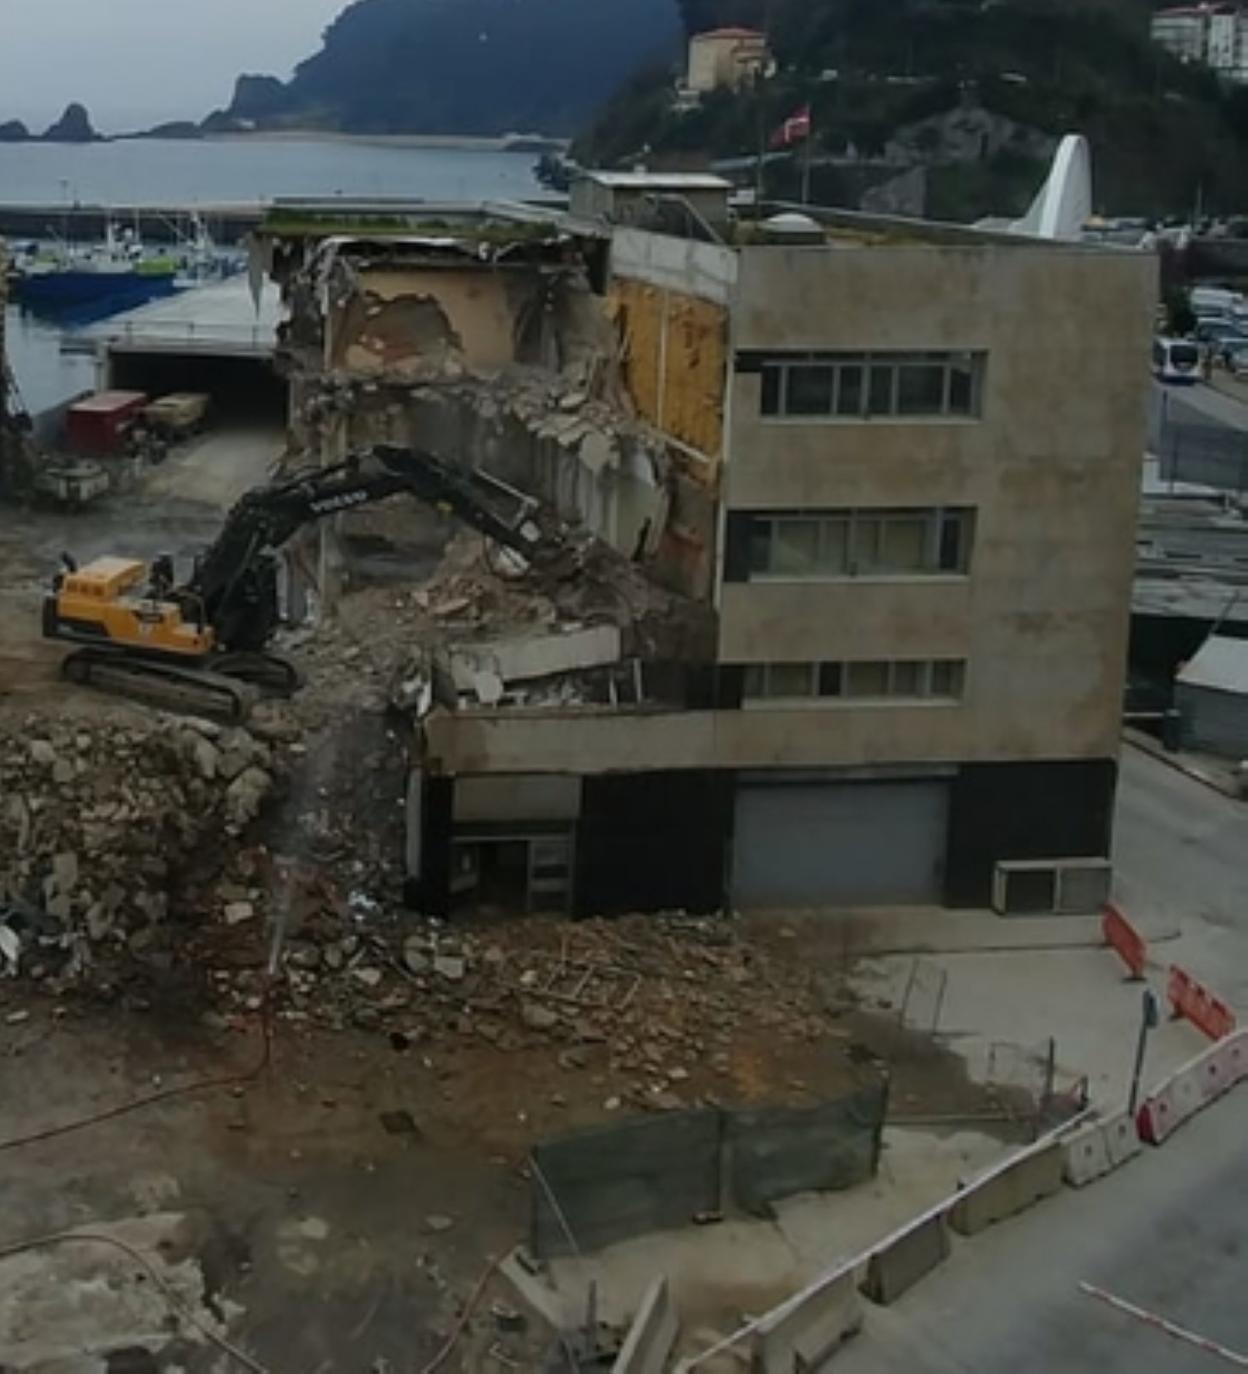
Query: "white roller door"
731 779 950 909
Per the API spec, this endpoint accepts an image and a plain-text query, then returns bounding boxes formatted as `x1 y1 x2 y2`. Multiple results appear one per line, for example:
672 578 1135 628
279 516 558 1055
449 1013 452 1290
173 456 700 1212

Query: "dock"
0 202 264 246
76 276 284 362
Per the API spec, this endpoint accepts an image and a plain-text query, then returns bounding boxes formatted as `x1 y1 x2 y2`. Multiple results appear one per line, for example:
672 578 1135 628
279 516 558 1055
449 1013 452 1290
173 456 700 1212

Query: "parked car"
1194 317 1244 345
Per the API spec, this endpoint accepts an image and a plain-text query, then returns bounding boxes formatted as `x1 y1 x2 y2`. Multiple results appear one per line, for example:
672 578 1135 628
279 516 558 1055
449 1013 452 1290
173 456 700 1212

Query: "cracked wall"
275 234 720 602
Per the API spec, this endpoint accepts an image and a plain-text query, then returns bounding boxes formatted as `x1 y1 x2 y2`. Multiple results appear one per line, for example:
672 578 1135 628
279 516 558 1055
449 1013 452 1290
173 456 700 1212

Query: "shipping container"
66 390 149 455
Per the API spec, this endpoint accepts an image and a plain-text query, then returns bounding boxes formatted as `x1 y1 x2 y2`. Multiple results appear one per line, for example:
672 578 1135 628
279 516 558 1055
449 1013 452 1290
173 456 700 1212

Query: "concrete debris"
0 924 19 976
522 1002 560 1032
433 954 466 982
0 714 277 983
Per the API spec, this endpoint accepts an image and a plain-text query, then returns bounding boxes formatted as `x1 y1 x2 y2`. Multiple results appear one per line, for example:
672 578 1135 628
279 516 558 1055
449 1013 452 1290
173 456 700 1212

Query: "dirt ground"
0 437 1026 1373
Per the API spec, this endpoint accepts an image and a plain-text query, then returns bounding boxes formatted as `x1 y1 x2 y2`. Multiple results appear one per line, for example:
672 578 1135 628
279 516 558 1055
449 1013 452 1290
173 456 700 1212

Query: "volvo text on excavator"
43 445 564 720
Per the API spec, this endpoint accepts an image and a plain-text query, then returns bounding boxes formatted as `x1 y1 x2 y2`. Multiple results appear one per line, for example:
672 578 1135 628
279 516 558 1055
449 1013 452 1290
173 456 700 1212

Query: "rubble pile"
0 713 279 980
291 529 714 725
191 892 845 1107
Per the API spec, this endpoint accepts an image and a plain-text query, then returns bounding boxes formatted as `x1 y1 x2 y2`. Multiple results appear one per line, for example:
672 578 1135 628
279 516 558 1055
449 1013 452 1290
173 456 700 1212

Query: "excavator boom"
44 445 566 720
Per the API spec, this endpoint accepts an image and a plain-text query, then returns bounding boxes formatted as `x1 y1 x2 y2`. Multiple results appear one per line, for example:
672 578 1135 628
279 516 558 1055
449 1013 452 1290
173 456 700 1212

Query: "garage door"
731 780 950 909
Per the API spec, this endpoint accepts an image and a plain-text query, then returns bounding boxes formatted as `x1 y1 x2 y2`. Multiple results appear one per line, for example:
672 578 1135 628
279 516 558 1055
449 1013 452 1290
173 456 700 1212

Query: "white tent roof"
1178 635 1248 695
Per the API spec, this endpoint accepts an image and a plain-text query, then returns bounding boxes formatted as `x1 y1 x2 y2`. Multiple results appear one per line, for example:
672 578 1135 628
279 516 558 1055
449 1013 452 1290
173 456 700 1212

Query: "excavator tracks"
61 650 259 724
211 651 303 695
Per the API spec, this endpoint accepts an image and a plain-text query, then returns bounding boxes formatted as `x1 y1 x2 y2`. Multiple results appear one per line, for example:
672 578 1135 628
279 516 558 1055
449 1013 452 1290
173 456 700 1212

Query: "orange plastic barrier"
1102 903 1147 980
1167 965 1236 1041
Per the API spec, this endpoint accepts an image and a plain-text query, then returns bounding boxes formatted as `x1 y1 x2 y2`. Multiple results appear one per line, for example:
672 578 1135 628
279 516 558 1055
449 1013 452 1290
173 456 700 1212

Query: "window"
787 364 835 415
772 518 821 575
847 661 890 697
756 351 984 420
743 659 967 703
746 507 974 580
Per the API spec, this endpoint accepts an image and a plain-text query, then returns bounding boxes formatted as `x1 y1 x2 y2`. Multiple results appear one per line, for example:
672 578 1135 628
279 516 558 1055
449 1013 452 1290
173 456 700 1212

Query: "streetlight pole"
1128 987 1160 1116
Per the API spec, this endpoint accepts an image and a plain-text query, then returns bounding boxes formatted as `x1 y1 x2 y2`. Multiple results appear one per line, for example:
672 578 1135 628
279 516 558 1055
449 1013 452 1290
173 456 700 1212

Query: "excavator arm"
182 445 558 652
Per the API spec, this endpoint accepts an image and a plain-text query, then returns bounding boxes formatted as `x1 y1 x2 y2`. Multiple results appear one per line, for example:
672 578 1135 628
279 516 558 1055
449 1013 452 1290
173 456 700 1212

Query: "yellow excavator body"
53 557 214 659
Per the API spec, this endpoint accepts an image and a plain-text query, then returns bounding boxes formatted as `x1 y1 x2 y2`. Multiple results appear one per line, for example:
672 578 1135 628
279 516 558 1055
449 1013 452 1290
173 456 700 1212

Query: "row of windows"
743 659 967 703
749 507 972 579
758 351 984 420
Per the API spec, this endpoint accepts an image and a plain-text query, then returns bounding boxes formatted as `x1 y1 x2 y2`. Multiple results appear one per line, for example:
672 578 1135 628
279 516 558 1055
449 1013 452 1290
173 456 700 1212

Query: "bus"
1152 336 1202 384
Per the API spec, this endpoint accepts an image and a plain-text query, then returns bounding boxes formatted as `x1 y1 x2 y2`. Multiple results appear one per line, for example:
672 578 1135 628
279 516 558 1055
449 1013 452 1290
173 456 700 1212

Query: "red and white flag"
770 104 812 149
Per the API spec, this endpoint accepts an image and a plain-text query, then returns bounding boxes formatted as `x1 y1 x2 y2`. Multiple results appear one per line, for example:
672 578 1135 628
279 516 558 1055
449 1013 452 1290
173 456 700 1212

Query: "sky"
0 0 348 133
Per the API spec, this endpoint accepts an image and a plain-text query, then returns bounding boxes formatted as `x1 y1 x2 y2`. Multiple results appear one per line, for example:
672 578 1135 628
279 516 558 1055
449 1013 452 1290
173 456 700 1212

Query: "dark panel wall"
574 769 734 917
411 775 453 915
944 759 1118 907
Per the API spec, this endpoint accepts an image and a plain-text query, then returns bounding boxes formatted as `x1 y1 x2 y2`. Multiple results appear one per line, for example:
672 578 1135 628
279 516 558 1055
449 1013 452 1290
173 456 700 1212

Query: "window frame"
747 507 974 581
741 658 968 704
757 350 985 422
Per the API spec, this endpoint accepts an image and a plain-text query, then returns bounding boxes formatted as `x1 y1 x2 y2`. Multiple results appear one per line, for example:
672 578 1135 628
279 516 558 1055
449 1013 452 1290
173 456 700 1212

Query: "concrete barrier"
613 1276 678 1374
1061 1119 1113 1187
1061 1110 1140 1186
861 1212 951 1305
1101 1111 1143 1168
750 1266 862 1372
948 1141 1064 1236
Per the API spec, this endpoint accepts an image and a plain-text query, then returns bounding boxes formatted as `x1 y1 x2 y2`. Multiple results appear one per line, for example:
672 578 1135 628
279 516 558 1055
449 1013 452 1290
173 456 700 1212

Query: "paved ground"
1114 741 1248 1008
1163 375 1248 431
832 1085 1248 1372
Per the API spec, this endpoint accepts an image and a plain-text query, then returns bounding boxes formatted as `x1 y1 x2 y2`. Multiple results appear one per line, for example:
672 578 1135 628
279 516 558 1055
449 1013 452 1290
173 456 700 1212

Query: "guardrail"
67 320 277 353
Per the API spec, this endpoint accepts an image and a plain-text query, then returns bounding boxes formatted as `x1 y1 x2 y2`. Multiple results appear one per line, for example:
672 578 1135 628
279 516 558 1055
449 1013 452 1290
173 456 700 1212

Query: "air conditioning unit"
992 858 1112 916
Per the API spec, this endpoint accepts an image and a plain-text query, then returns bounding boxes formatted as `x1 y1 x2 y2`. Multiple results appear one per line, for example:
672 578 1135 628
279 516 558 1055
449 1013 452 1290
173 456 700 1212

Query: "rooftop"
1177 634 1248 693
259 197 580 241
68 391 146 413
578 172 734 191
79 276 286 358
691 26 767 40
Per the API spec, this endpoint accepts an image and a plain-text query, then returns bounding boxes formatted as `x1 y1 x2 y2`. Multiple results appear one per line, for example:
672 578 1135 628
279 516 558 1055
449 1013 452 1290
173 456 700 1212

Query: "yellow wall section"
611 278 727 464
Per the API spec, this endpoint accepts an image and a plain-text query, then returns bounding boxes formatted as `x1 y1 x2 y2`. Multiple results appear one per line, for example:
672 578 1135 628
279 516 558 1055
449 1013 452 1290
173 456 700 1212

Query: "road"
1159 376 1248 432
833 1086 1248 1372
1113 743 1248 1007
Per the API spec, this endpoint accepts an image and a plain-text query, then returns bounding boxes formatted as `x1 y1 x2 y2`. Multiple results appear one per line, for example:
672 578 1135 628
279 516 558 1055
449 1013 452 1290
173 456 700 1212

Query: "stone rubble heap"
0 714 278 980
193 890 845 1110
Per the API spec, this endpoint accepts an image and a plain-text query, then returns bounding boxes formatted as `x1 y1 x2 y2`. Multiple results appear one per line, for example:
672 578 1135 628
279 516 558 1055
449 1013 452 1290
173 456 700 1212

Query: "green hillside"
579 0 1248 219
209 0 683 138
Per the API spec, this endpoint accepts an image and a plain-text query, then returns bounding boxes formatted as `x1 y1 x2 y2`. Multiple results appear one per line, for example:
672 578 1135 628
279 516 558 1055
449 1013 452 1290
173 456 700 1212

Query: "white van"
1152 336 1202 384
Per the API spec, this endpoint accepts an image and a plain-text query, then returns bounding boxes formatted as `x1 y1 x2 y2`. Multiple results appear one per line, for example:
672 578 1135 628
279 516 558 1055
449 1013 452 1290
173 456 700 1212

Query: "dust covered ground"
0 444 1024 1372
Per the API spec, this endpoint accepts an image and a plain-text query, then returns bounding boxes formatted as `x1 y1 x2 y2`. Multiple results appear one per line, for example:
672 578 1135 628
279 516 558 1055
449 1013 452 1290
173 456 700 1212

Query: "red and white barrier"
1102 904 1147 980
1079 1282 1248 1367
1167 965 1236 1041
1137 1027 1248 1144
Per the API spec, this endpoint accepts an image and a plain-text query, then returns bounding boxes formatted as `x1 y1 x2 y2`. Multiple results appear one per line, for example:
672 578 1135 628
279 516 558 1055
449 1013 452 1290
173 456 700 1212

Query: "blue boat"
11 226 180 319
15 268 180 316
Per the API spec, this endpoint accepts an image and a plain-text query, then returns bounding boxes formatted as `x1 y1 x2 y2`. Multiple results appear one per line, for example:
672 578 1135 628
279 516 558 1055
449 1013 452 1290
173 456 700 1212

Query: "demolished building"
257 195 1154 920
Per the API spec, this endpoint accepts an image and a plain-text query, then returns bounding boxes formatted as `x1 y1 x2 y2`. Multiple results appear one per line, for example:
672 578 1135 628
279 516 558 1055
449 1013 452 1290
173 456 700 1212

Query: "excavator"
42 444 564 721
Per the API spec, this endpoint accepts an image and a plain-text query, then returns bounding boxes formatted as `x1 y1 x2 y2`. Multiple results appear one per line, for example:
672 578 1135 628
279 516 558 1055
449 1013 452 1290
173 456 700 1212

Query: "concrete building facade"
686 27 772 94
416 215 1155 916
569 172 733 229
1152 4 1248 83
259 201 1154 919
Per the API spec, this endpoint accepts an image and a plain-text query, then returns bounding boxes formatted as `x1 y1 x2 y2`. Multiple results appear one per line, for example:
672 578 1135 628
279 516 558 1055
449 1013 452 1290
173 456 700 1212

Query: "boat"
170 213 245 289
12 222 180 317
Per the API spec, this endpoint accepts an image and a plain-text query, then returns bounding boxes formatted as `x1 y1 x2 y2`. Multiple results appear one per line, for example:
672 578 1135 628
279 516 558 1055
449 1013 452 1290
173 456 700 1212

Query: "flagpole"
755 90 766 209
801 122 813 205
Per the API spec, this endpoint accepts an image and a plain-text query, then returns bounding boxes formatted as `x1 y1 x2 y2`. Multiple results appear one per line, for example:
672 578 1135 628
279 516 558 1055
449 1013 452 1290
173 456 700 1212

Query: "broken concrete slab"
447 624 624 693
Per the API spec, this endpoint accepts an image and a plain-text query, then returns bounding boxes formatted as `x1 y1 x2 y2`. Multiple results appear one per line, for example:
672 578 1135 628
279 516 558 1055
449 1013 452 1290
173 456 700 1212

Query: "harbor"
0 200 263 246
